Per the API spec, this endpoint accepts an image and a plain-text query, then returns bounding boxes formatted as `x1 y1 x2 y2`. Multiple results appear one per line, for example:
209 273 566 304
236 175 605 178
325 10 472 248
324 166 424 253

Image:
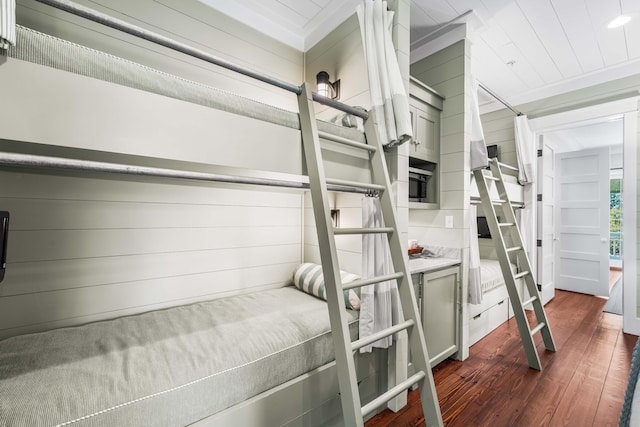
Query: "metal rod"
33 0 369 120
0 152 373 195
477 81 523 116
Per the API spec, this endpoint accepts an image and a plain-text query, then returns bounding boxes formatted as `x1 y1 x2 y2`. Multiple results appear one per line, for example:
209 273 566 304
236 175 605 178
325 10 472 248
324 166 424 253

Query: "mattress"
0 286 358 426
7 26 365 145
480 259 518 293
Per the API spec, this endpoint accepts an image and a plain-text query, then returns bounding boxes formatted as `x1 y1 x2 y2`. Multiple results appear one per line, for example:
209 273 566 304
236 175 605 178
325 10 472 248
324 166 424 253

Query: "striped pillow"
292 263 361 311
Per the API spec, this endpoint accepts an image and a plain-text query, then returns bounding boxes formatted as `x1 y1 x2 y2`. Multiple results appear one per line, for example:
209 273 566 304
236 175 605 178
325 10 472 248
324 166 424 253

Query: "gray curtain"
356 0 412 148
0 0 15 50
470 80 489 170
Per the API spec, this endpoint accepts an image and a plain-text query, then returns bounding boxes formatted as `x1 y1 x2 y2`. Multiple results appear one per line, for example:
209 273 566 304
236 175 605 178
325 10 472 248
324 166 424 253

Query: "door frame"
529 97 640 335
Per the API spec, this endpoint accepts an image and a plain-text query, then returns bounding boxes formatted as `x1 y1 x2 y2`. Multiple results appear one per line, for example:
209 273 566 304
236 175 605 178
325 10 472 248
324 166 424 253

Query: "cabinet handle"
473 313 481 320
413 139 421 146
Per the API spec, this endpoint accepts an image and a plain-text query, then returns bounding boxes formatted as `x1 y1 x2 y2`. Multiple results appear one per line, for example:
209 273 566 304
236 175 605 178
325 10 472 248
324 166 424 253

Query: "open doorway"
529 97 639 334
545 119 623 299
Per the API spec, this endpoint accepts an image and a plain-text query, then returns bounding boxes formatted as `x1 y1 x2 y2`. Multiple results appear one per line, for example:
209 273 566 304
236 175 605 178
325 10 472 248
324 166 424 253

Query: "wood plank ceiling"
200 0 640 111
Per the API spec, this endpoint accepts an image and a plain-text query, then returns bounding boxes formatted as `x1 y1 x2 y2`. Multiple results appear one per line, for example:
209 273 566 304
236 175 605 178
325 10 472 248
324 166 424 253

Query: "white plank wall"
409 40 470 248
480 108 519 169
0 169 303 339
16 0 304 110
0 1 309 338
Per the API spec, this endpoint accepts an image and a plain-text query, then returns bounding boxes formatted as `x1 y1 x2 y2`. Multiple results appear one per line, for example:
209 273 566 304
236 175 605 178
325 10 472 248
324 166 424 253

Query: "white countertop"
409 257 460 274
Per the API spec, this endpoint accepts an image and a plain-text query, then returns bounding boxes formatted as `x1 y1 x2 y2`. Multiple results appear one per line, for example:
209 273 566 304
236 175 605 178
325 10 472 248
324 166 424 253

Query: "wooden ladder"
473 158 556 370
297 83 444 426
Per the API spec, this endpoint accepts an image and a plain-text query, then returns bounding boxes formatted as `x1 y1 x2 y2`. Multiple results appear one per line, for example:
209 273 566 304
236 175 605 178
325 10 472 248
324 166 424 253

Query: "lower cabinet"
412 265 460 367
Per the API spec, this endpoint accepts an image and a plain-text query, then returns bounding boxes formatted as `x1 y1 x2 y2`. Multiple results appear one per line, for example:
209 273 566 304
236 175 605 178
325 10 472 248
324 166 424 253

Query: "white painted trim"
410 24 468 65
623 111 640 335
528 97 639 132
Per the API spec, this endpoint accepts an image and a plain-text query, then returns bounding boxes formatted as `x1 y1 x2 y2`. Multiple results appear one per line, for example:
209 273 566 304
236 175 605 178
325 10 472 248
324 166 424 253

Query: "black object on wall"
477 216 492 239
0 211 8 282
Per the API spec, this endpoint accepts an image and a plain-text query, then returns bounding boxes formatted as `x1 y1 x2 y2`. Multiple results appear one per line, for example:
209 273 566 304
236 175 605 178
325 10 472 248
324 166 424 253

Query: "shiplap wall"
17 0 303 110
410 39 471 359
0 0 307 338
409 40 470 250
302 0 411 275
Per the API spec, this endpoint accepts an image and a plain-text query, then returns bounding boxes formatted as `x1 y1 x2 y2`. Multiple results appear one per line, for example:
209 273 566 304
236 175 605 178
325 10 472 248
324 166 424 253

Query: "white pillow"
292 263 361 310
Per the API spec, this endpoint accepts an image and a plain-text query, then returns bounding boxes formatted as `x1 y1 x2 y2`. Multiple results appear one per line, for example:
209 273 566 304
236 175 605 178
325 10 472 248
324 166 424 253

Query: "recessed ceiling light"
608 15 632 29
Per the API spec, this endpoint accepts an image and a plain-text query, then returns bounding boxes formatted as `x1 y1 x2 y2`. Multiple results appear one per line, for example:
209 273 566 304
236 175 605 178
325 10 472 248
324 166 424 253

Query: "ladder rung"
513 271 530 280
361 371 427 418
497 160 519 172
506 246 523 253
486 176 500 182
530 322 546 336
499 222 515 227
352 320 414 352
318 130 376 152
334 227 394 235
343 272 404 291
325 178 385 192
522 296 538 307
491 199 507 205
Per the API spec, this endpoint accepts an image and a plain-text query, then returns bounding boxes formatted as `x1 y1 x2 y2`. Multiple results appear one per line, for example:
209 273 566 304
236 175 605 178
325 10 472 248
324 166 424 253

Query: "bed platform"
0 1 445 425
0 286 375 426
468 259 523 346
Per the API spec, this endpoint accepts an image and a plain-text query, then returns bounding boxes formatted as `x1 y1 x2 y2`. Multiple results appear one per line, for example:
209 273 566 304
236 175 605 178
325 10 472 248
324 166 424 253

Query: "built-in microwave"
409 167 432 203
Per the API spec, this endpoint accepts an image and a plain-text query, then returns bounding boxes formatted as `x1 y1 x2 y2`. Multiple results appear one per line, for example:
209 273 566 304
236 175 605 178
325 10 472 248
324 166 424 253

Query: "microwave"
409 168 432 203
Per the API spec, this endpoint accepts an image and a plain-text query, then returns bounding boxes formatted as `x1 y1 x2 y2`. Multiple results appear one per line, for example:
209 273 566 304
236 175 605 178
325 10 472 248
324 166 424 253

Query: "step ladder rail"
363 113 443 426
488 160 556 353
474 167 543 370
297 83 363 426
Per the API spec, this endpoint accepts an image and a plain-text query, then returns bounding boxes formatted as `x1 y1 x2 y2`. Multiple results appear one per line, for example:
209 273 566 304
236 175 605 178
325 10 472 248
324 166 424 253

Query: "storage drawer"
469 298 509 346
468 284 509 318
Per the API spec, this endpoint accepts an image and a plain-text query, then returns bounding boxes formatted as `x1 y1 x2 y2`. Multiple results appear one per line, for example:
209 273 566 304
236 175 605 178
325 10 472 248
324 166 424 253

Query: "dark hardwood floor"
366 288 637 427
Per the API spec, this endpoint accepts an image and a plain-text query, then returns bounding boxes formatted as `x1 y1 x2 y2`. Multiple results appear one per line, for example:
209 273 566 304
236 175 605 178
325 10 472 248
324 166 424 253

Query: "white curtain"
0 0 15 50
469 204 483 304
514 115 537 275
360 197 403 352
470 80 489 170
514 115 535 184
356 0 412 148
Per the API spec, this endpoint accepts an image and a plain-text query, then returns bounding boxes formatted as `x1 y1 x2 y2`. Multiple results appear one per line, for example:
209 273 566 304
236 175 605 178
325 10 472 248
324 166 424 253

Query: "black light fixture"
316 71 340 100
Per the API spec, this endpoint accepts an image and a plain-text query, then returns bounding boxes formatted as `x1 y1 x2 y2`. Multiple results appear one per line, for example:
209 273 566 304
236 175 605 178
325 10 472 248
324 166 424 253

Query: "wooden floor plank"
365 290 636 427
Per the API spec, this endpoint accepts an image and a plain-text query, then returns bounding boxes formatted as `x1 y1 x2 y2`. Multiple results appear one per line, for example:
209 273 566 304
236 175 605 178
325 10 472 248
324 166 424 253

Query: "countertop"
409 256 460 274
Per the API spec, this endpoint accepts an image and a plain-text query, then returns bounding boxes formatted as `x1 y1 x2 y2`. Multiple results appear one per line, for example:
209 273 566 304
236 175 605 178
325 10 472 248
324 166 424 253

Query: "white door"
537 136 556 304
555 147 610 296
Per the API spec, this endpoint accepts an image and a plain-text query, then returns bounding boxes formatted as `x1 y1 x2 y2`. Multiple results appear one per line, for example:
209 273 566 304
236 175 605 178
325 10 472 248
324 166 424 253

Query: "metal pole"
33 0 369 120
477 82 523 116
0 152 374 195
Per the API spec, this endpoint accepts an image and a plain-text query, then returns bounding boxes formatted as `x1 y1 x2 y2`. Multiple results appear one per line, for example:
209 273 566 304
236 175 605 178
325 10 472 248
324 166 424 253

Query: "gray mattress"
0 287 359 426
7 25 366 145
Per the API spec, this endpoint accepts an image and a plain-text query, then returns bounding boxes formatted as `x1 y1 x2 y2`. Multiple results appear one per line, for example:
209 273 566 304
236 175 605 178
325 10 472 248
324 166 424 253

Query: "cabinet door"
422 267 458 367
410 105 439 163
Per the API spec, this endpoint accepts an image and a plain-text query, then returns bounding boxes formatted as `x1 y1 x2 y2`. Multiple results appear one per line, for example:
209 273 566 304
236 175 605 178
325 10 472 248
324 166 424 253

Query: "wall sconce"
316 71 340 100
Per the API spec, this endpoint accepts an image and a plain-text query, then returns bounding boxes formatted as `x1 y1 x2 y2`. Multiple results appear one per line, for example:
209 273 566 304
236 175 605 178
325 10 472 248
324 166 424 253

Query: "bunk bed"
469 168 526 346
468 259 523 345
0 4 390 427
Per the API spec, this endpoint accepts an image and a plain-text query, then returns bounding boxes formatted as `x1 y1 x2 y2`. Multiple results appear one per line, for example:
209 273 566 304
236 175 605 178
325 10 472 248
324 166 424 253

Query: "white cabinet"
412 264 460 367
409 103 439 163
408 77 443 209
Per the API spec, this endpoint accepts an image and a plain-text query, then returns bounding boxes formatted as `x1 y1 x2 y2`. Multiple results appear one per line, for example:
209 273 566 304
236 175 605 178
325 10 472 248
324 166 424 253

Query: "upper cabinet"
409 99 440 163
408 77 444 209
409 77 443 164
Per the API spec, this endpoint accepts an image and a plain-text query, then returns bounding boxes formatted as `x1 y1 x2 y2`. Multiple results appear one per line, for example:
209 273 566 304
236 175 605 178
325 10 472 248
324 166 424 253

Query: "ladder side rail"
297 83 363 426
364 113 444 427
490 161 556 352
473 168 543 370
